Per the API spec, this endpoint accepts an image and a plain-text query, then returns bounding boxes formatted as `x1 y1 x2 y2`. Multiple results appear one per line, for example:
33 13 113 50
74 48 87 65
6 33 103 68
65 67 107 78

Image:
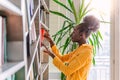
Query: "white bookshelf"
0 0 22 15
0 0 26 80
0 0 49 80
41 0 49 13
40 21 49 31
26 0 49 80
0 61 25 80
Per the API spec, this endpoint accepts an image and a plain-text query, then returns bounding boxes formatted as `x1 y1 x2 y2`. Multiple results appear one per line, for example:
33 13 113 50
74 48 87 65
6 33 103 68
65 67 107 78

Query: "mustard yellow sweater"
52 44 93 80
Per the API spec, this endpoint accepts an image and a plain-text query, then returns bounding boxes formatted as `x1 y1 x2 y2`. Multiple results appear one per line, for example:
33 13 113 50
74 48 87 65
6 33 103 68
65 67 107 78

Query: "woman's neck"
78 40 86 46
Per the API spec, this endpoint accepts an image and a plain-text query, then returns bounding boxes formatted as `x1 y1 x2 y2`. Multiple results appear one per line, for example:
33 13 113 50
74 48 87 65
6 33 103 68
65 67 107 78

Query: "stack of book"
0 16 15 80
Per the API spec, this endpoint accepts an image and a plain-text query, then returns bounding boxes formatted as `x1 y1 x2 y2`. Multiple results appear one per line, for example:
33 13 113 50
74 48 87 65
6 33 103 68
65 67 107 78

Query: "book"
2 17 7 63
30 21 37 44
29 0 34 17
0 16 2 67
0 16 7 66
6 75 15 80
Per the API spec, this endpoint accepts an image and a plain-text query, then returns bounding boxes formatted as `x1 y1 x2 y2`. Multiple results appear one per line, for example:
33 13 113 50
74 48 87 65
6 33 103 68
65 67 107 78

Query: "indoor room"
0 0 119 80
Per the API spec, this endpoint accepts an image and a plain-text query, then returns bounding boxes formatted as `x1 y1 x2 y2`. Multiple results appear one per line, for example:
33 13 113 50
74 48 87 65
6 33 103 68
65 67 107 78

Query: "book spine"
0 16 2 67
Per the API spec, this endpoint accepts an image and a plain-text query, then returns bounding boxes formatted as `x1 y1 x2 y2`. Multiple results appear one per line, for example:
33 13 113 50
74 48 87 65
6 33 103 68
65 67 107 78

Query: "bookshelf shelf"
0 61 25 80
40 21 49 30
0 0 22 15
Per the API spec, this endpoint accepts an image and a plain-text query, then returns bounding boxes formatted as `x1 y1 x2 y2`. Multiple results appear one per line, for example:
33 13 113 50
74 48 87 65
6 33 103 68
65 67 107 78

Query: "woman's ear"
79 33 83 38
80 32 86 39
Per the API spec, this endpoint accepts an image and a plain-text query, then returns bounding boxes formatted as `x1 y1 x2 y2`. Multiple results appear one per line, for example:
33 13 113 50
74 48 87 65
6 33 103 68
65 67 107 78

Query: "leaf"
83 0 92 14
71 43 77 51
88 37 93 45
100 21 110 24
68 0 78 23
52 20 69 37
62 37 71 54
56 26 72 45
92 33 97 46
68 0 73 10
78 0 85 21
52 20 68 41
79 1 93 21
53 22 74 37
92 57 96 65
93 45 97 56
56 25 73 44
84 8 94 15
50 10 73 22
52 23 74 45
54 26 69 36
52 22 73 46
53 0 73 13
61 72 66 80
53 34 57 41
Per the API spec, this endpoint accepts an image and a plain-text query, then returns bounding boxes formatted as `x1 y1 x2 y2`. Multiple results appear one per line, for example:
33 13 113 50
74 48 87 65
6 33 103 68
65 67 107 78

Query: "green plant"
50 0 103 80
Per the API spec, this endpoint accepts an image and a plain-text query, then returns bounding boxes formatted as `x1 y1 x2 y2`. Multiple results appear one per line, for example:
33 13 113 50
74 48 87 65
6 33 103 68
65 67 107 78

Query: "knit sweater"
52 44 93 80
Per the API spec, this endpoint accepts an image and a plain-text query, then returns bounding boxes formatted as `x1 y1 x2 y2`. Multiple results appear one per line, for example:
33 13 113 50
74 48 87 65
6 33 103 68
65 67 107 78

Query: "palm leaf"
79 1 93 22
100 21 110 24
53 26 69 36
62 37 71 54
53 23 74 45
92 57 96 65
93 46 97 56
78 0 85 21
56 26 72 45
50 10 73 22
53 0 73 13
61 73 66 80
53 23 74 37
88 37 93 45
52 20 68 41
92 33 97 46
82 0 92 14
71 43 77 51
53 20 68 41
94 33 100 49
68 0 78 23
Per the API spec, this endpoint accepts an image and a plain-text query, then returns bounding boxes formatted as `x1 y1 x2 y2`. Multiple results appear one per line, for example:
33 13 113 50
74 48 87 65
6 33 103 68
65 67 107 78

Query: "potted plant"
50 0 103 80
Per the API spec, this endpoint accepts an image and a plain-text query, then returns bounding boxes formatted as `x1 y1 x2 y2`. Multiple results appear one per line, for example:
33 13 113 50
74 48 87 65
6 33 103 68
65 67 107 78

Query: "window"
87 0 111 80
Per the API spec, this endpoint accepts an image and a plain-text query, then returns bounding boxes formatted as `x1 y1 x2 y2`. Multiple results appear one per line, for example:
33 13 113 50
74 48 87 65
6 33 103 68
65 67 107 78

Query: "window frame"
110 0 120 80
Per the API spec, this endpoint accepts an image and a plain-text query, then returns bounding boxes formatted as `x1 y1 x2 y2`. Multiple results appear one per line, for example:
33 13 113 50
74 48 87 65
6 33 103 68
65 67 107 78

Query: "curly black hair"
83 15 100 32
78 15 100 38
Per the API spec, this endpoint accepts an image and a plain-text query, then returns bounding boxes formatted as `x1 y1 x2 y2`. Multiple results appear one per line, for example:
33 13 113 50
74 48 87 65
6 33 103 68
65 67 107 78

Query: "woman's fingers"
43 50 49 53
44 31 50 37
41 42 45 46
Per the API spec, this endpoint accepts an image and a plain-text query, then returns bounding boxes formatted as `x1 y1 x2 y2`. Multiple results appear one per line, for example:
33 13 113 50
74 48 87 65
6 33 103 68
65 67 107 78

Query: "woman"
42 15 100 80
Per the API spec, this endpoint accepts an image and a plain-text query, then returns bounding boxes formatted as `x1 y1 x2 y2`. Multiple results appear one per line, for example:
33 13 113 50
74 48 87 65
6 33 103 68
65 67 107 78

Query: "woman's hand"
41 43 55 59
44 31 54 47
44 31 51 41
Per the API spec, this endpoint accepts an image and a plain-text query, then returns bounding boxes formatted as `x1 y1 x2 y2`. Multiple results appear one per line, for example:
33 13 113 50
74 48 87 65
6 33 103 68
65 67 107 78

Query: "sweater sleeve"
53 48 93 76
51 45 74 62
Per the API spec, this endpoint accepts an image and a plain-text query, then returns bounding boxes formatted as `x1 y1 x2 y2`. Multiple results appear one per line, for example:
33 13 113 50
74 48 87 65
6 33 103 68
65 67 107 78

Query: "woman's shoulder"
80 44 93 49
